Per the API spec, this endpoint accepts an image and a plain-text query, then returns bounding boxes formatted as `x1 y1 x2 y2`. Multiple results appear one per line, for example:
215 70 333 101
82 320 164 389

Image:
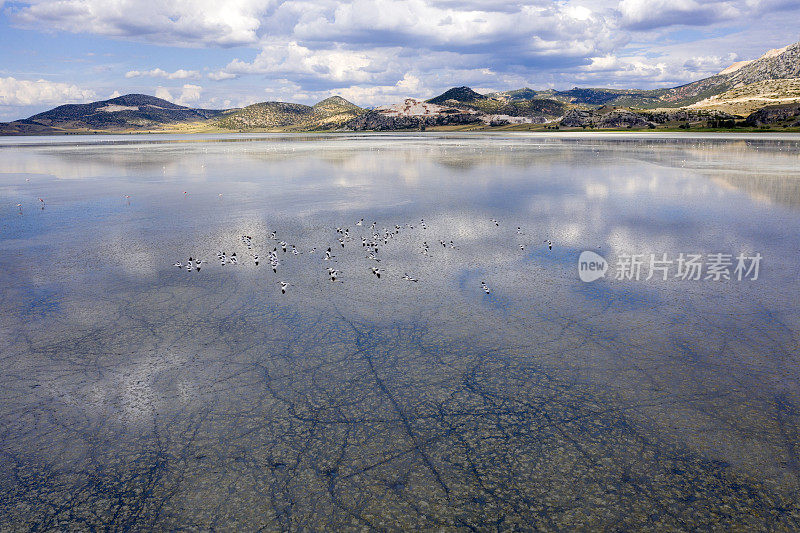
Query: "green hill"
427 86 568 118
427 86 486 105
5 94 224 132
217 96 364 130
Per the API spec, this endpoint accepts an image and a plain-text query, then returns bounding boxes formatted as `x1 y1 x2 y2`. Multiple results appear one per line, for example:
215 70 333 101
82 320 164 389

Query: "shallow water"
1 132 800 530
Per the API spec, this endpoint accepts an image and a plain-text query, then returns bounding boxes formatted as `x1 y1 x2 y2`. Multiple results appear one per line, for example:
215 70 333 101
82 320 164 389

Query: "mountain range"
2 41 800 134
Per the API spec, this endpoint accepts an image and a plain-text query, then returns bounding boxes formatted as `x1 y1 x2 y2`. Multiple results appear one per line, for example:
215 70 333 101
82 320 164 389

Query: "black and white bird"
402 273 418 282
547 240 552 250
356 218 363 226
371 267 383 279
279 281 289 294
481 281 491 294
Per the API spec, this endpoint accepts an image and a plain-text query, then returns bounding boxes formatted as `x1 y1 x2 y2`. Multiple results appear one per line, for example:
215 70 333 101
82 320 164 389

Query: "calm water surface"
1 132 800 530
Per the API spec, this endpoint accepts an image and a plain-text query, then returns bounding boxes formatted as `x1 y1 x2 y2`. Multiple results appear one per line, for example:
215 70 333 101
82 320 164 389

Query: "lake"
1 132 799 530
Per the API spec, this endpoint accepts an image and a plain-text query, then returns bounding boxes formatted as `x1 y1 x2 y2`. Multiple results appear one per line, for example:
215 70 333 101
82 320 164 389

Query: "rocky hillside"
345 110 482 131
558 41 800 109
559 107 740 129
217 96 364 130
687 78 800 115
743 103 800 126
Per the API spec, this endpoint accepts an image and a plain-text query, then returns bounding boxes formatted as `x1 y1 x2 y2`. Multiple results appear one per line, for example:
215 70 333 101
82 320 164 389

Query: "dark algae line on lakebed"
1 133 799 530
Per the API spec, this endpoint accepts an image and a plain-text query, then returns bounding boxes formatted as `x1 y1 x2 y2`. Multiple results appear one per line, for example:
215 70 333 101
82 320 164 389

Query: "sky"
1 0 799 120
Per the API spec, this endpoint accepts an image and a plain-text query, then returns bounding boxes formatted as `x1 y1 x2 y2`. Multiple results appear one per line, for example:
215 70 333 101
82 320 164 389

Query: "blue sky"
1 0 799 120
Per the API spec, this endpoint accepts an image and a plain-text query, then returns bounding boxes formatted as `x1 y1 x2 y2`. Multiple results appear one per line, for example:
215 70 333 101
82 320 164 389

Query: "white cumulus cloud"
125 68 201 80
155 84 203 105
0 77 96 106
10 0 271 47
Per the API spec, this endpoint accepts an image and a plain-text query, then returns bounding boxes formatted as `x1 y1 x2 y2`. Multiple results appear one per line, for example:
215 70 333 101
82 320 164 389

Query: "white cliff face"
718 61 752 76
376 98 471 117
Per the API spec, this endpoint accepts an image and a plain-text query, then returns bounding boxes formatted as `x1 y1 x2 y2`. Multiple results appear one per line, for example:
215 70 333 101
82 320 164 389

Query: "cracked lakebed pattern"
1 133 800 530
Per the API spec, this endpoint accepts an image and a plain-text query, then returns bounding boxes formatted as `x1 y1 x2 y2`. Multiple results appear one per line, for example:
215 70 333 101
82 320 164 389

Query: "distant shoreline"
2 126 800 137
3 130 800 144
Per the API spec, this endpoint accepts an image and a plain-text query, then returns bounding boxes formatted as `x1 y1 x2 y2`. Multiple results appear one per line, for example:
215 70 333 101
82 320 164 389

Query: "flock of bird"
16 193 553 295
173 216 553 296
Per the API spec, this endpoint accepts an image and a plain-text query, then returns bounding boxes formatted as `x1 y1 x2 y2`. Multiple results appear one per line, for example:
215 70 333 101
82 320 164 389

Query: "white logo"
578 251 608 282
